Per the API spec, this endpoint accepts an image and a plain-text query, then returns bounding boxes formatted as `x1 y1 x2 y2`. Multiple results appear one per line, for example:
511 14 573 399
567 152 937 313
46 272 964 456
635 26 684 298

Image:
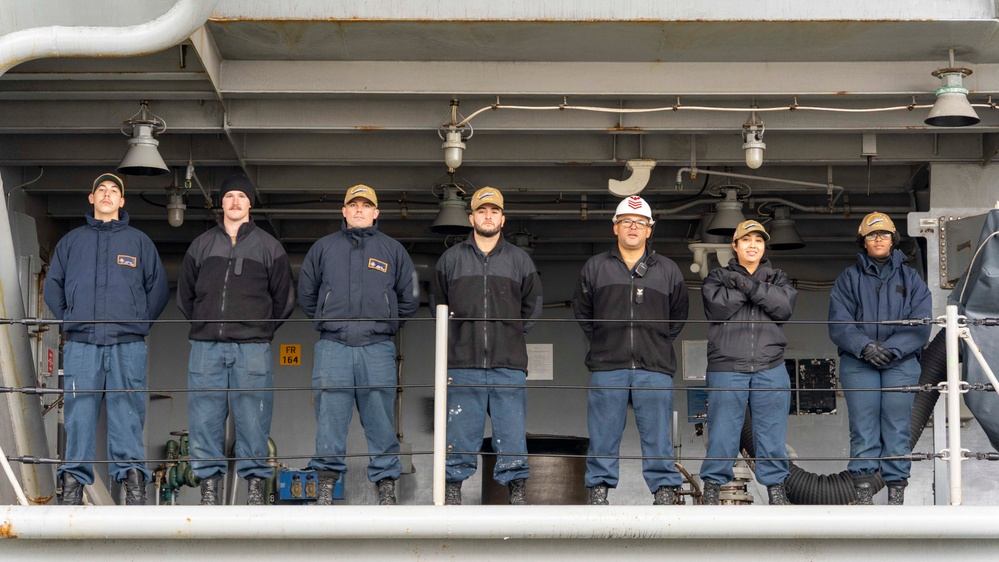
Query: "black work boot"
701 480 721 505
887 483 905 505
377 478 397 505
508 478 527 505
316 471 340 505
587 483 609 505
124 468 147 506
199 475 221 506
854 482 874 505
247 476 265 505
767 482 791 505
60 473 84 506
653 485 679 505
444 481 462 505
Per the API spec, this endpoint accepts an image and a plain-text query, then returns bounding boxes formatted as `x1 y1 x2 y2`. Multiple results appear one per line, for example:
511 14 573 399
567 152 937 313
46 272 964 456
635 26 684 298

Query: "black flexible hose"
740 410 885 504
735 332 950 504
909 330 948 450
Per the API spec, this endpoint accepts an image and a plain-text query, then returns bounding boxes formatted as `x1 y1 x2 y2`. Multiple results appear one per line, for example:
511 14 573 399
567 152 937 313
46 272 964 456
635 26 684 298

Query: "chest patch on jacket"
117 255 137 268
368 258 389 273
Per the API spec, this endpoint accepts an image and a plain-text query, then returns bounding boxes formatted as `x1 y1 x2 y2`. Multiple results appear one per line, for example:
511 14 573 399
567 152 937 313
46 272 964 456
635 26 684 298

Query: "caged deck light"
439 99 473 172
741 108 766 169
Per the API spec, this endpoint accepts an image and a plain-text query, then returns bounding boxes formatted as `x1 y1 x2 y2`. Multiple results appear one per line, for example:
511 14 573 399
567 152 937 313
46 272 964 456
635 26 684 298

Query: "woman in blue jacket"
828 212 931 505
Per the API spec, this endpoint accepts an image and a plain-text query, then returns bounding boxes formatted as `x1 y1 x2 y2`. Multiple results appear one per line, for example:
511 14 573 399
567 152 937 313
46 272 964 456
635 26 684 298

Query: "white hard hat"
613 196 654 222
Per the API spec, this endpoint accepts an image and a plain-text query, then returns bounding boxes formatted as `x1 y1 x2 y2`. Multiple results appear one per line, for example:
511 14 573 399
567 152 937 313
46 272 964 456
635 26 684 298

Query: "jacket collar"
341 219 379 240
463 231 507 257
217 218 256 242
610 244 655 264
857 248 905 274
727 257 773 278
85 210 129 231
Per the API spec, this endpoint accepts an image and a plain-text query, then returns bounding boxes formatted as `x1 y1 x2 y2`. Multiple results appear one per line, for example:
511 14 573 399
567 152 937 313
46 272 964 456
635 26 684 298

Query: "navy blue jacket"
44 211 169 345
298 220 419 346
828 249 932 367
702 258 797 373
178 220 295 342
573 246 688 375
431 235 543 371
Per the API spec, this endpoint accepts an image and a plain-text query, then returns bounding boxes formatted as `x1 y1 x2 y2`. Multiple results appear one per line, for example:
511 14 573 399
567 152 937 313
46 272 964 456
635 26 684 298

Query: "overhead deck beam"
219 61 999 97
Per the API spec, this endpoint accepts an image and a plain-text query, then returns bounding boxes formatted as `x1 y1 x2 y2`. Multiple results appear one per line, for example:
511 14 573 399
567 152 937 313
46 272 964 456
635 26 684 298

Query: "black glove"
724 271 757 295
722 270 741 289
861 342 892 368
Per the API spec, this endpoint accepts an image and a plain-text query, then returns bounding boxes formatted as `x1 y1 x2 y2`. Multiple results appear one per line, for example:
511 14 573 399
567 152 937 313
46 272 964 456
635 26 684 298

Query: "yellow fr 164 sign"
279 344 301 366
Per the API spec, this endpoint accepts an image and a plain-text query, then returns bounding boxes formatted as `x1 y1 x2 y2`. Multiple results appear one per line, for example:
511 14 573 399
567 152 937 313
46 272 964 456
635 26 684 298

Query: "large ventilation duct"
0 0 219 74
948 209 999 450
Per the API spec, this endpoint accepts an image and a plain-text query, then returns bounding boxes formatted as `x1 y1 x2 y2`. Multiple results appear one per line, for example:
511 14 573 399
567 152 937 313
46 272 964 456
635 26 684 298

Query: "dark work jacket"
298 220 419 346
44 211 169 345
828 249 932 368
177 220 295 342
430 235 543 371
573 246 689 375
702 258 797 373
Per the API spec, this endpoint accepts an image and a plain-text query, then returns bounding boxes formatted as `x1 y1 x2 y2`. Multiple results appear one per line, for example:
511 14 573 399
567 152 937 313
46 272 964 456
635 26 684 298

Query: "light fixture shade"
442 130 466 170
768 222 805 251
696 213 730 244
430 191 471 235
117 124 169 176
925 69 980 127
706 191 745 236
743 141 765 169
925 93 980 127
166 192 186 228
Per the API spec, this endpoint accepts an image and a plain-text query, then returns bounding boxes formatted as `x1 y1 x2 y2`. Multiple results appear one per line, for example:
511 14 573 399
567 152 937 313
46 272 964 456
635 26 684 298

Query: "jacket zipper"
621 259 638 369
482 253 489 369
219 240 235 339
629 266 637 369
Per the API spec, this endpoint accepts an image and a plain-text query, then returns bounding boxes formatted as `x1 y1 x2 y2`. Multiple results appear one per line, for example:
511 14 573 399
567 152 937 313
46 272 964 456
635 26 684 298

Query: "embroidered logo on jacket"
117 255 137 268
368 258 389 273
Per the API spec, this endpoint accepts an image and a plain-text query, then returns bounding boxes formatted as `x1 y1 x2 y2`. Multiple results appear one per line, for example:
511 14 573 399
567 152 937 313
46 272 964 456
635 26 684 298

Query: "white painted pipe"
432 304 449 506
0 0 218 74
0 441 28 505
944 305 963 505
3 505 999 540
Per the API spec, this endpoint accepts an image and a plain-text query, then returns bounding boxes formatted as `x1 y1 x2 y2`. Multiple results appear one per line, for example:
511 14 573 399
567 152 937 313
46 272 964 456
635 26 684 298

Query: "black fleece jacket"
573 246 689 375
177 220 295 342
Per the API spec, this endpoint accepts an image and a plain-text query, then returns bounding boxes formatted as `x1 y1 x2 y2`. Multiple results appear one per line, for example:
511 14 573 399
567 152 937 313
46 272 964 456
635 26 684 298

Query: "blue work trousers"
188 341 274 480
446 368 529 485
307 339 401 482
586 369 682 492
701 365 791 487
839 354 920 483
60 340 150 485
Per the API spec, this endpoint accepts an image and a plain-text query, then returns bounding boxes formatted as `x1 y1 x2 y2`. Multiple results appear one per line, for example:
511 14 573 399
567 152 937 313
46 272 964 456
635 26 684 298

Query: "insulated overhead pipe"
0 0 219 74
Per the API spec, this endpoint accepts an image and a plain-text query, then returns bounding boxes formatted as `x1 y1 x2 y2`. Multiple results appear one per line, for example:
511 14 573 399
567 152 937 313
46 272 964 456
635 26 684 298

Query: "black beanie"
220 172 255 206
